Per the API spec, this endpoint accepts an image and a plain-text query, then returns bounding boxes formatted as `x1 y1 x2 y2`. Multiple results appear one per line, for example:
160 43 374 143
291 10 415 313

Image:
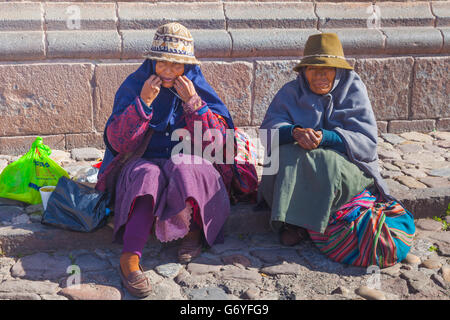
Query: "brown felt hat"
294 33 353 72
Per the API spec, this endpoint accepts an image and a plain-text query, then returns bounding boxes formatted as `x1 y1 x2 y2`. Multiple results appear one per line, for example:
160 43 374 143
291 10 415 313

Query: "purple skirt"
113 154 231 246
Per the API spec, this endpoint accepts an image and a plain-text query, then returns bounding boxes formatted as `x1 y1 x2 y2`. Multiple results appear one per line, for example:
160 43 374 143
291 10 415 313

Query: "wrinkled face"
304 66 336 95
155 60 185 88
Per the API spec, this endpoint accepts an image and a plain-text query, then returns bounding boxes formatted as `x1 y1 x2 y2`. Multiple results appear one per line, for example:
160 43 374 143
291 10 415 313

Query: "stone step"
0 186 448 256
0 1 449 60
0 200 271 256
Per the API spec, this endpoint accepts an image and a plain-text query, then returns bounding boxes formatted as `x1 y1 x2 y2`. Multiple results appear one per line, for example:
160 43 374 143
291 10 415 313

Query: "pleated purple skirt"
113 154 231 247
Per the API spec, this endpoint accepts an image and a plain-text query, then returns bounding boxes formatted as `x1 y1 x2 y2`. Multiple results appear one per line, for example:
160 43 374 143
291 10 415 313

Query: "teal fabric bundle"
308 189 415 268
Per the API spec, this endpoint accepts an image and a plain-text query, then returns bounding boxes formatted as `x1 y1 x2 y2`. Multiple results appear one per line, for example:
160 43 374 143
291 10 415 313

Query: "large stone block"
230 28 317 57
319 28 384 55
0 2 43 31
201 61 253 126
122 29 232 59
93 63 141 132
44 2 117 31
411 57 450 119
190 30 232 58
95 62 264 138
440 27 450 53
377 121 388 134
432 1 450 26
223 0 298 1
154 0 220 1
252 60 300 126
436 118 450 131
121 29 155 59
388 120 436 134
316 2 374 28
312 0 418 1
0 63 94 136
383 27 443 54
354 57 414 121
0 222 116 256
66 133 105 150
0 135 65 156
0 31 45 61
377 2 435 27
47 30 121 59
225 2 316 29
394 187 450 219
118 2 225 30
40 0 219 1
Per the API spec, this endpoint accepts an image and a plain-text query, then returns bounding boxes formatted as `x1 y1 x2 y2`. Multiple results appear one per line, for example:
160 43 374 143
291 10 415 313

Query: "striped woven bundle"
308 189 415 268
234 128 258 167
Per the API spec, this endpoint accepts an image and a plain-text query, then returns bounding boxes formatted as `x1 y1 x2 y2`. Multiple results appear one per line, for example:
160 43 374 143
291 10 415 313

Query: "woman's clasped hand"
292 127 323 151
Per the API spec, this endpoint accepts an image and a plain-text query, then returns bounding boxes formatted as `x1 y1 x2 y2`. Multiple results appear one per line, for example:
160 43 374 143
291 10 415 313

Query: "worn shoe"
280 224 308 246
119 264 152 298
178 229 203 263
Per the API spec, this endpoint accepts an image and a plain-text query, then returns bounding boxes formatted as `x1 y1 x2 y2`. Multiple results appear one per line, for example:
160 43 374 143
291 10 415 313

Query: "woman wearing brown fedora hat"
96 22 257 297
258 33 415 268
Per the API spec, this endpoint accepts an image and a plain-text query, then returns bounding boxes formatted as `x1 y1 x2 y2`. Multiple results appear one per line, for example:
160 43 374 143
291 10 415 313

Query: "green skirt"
258 143 375 234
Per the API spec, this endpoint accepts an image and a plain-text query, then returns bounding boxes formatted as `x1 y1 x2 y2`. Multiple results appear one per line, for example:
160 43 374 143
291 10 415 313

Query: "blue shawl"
260 67 392 201
99 59 234 175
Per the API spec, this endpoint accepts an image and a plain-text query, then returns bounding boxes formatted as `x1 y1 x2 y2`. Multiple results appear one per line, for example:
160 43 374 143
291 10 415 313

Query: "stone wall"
0 1 448 155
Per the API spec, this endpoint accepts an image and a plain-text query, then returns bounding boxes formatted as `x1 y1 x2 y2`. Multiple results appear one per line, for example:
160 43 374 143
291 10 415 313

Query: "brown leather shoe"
178 229 203 263
280 225 307 246
119 264 152 298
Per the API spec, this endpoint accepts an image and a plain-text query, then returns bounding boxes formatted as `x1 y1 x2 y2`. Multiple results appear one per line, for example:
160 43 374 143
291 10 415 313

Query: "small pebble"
331 286 350 296
418 267 436 277
11 214 31 225
381 263 401 276
58 284 121 300
400 270 425 282
431 274 449 289
221 254 251 268
155 263 183 278
415 219 445 232
94 249 108 259
381 133 405 145
403 253 421 265
383 162 401 171
241 288 260 300
401 265 413 271
71 148 103 161
421 258 443 270
408 279 429 294
355 286 386 300
395 176 427 189
441 265 450 282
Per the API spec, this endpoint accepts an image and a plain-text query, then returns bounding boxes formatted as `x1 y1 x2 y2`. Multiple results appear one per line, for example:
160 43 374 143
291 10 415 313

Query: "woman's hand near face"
292 127 323 150
174 75 198 105
140 75 162 106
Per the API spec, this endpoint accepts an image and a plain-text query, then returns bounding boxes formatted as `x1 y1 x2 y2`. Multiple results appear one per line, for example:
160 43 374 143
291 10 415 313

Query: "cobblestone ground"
0 131 449 300
0 221 449 301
